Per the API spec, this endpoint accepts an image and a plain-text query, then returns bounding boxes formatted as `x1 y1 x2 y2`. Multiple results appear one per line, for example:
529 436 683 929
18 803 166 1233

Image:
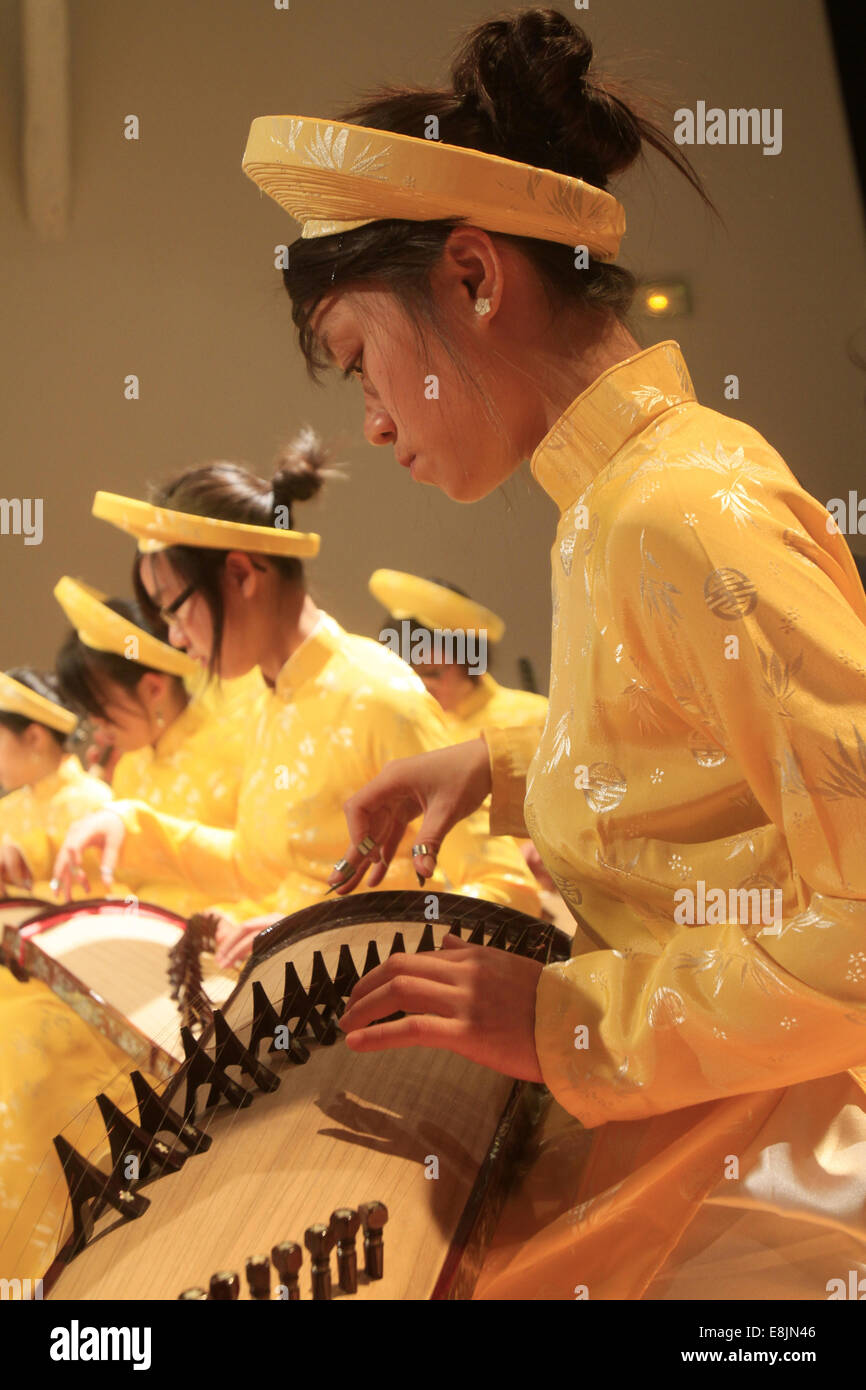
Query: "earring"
155 710 165 730
474 297 491 316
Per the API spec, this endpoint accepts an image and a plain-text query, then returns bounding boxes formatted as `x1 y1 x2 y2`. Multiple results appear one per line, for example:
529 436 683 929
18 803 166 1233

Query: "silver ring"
332 857 351 875
412 843 434 858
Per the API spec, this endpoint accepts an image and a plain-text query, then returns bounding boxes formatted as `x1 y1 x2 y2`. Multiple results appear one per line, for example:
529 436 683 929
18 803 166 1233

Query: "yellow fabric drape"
475 340 866 1300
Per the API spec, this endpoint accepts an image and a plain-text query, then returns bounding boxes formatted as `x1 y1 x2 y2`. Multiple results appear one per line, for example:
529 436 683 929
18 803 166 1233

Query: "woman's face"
309 232 544 502
87 676 164 753
414 661 475 713
0 725 39 791
138 553 216 669
138 552 260 681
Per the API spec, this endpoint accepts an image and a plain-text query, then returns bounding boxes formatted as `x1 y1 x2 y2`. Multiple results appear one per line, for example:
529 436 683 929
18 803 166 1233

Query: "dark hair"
283 8 718 384
0 667 73 747
55 598 181 723
381 577 488 678
133 429 336 675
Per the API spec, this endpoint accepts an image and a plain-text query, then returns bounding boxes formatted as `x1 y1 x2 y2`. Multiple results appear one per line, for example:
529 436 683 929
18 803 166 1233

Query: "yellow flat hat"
242 116 625 262
54 577 197 680
92 491 320 559
0 671 77 735
369 569 504 641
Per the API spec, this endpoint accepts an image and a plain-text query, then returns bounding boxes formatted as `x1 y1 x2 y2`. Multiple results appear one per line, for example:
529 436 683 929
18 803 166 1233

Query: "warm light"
638 282 691 317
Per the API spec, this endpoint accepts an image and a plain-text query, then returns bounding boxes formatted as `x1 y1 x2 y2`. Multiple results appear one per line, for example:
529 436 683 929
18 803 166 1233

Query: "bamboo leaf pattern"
757 647 803 715
639 528 682 621
816 725 866 799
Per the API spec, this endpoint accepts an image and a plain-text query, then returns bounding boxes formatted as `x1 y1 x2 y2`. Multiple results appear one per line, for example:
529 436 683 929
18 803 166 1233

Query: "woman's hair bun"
449 7 640 185
271 426 342 511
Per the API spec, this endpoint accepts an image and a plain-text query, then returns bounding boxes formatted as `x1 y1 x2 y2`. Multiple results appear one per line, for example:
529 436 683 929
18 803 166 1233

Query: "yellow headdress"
242 116 625 261
92 491 320 559
369 570 504 642
54 577 197 680
0 671 77 735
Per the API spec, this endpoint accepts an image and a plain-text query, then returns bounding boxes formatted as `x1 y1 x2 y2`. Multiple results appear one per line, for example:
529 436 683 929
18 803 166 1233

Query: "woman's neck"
257 592 321 684
150 684 191 747
540 314 643 438
23 744 66 789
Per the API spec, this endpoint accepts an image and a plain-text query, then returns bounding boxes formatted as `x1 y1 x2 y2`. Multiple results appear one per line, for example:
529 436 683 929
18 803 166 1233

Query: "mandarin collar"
530 340 696 512
273 610 342 700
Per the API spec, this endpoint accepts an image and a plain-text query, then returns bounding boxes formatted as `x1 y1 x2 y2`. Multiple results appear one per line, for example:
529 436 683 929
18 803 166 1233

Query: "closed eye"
342 353 364 382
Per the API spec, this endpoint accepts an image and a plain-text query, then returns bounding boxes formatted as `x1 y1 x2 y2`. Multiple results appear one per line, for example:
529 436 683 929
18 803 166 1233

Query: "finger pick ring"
412 843 434 858
356 835 377 856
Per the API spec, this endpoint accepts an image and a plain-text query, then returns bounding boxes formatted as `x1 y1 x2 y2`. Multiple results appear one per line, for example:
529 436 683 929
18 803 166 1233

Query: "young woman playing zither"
241 9 866 1298
54 582 255 916
52 433 542 967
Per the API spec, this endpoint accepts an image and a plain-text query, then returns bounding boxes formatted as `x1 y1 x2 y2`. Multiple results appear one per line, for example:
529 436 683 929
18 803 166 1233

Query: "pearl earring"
474 297 491 316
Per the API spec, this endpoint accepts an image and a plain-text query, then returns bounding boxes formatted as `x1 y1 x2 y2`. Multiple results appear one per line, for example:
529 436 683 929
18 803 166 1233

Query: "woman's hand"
51 810 127 899
214 913 283 969
338 933 544 1082
0 841 33 896
328 738 493 893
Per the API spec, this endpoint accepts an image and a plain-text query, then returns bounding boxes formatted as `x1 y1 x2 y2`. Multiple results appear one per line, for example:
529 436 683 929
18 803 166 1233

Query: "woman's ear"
135 670 168 711
224 551 260 599
434 226 504 318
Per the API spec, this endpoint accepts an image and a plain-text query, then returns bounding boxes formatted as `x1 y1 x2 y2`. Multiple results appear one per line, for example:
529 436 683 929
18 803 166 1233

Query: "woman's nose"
363 401 397 448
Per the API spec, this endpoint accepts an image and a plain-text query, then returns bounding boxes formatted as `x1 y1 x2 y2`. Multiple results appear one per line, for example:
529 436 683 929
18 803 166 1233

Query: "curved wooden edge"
432 1080 548 1300
242 889 571 975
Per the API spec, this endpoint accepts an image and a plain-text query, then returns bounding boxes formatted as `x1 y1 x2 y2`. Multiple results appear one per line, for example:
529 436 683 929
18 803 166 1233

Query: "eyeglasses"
157 583 196 628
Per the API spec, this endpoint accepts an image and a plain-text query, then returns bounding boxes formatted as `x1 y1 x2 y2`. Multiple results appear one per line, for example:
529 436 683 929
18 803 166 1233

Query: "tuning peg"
245 1254 271 1300
304 1223 335 1300
271 1241 302 1300
358 1201 389 1280
330 1208 361 1293
208 1271 240 1300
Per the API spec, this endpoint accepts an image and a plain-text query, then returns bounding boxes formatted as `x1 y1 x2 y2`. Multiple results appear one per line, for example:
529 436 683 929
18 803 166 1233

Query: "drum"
1 898 238 1082
41 890 570 1301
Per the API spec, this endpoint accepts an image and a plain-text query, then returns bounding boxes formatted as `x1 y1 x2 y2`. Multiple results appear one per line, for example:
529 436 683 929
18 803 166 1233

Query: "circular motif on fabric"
703 568 758 619
688 730 727 768
583 762 627 813
646 986 687 1030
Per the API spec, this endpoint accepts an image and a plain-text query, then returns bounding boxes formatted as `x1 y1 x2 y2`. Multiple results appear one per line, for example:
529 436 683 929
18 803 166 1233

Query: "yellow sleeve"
481 724 545 836
112 800 248 901
536 458 866 1125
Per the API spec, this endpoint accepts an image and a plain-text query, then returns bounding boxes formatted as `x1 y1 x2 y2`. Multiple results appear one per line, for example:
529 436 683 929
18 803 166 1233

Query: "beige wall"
1 0 864 692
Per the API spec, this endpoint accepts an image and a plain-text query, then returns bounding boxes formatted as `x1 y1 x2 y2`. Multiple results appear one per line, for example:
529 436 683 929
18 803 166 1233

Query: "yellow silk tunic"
0 754 113 896
475 340 866 1300
442 672 548 743
111 611 542 922
111 683 258 915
